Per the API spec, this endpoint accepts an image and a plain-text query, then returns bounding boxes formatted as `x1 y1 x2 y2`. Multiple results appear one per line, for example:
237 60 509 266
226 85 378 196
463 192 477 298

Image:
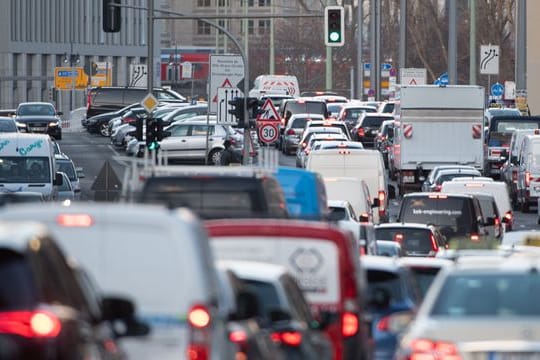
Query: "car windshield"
431 273 540 317
57 161 76 181
0 120 17 132
0 157 51 183
0 250 37 310
291 117 310 129
495 121 539 133
17 104 55 116
408 266 441 297
243 279 282 320
362 117 391 127
375 227 435 254
366 270 404 311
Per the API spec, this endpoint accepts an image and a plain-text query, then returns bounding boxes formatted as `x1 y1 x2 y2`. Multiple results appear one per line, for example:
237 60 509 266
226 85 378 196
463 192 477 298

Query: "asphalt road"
60 130 540 230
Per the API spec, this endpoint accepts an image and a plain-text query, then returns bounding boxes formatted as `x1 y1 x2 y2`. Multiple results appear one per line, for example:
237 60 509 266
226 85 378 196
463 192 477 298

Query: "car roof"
375 222 435 230
449 177 494 182
217 260 289 283
290 113 325 120
317 141 363 149
0 221 50 253
397 257 453 269
404 192 477 200
144 165 276 179
327 199 351 208
17 101 54 107
361 255 403 271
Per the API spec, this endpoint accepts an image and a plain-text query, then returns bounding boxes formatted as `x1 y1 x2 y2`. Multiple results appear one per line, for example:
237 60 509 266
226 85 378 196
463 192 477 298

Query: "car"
160 103 208 126
160 116 242 165
421 165 482 192
207 219 371 360
0 203 234 359
219 260 332 360
328 199 362 240
85 102 140 136
15 102 62 140
362 256 422 360
0 221 144 359
374 223 447 257
376 240 406 257
0 116 18 132
397 257 453 298
423 167 482 192
374 120 395 168
304 119 352 140
337 103 379 131
484 106 522 127
299 132 349 168
359 222 379 256
55 155 83 200
396 256 540 360
296 127 346 167
501 229 540 247
280 113 325 155
85 86 186 119
108 107 148 140
138 166 289 220
55 171 75 201
351 113 394 148
397 192 490 247
215 263 281 360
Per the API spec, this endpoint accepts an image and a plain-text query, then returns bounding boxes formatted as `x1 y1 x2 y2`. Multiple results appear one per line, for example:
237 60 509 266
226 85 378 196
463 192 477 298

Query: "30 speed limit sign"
258 122 279 144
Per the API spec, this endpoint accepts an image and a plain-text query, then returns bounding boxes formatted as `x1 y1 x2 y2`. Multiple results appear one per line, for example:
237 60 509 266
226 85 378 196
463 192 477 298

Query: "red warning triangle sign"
257 99 281 121
409 78 417 85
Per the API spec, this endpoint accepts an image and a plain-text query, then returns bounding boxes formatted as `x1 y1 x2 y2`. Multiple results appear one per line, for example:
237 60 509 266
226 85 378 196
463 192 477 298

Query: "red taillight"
430 234 439 252
123 116 136 124
504 211 513 222
287 129 296 135
358 127 365 137
187 304 211 360
188 305 211 329
342 312 359 337
470 234 480 242
56 214 94 227
526 171 531 187
378 190 386 217
229 330 248 343
409 339 461 360
376 315 390 332
0 310 61 338
434 184 442 192
394 233 404 243
86 92 92 111
271 331 302 347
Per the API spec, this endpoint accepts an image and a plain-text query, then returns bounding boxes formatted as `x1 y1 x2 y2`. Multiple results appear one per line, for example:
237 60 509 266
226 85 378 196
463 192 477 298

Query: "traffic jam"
2 78 540 360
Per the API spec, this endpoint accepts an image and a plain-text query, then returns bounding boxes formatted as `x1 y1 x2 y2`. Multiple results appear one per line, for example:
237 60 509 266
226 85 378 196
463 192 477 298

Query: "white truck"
0 133 63 200
248 74 300 98
392 85 485 191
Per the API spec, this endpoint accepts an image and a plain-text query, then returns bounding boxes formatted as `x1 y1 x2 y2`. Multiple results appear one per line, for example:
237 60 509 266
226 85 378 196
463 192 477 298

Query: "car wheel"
99 123 110 137
208 149 222 166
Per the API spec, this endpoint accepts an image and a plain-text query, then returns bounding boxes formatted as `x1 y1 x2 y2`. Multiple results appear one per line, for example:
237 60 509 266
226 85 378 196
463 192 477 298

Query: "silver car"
55 155 83 200
160 116 242 165
396 254 540 360
280 113 324 155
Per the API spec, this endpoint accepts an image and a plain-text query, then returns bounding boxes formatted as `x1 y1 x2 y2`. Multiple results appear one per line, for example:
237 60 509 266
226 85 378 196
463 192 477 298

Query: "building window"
258 0 270 6
218 0 229 6
241 0 254 6
197 0 211 7
258 20 270 35
197 20 211 35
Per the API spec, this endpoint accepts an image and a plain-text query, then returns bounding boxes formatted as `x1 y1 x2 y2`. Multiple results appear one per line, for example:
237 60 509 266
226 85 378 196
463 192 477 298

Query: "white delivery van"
0 133 62 200
516 134 540 212
323 177 375 223
306 148 389 223
441 178 514 231
249 74 300 98
0 203 233 360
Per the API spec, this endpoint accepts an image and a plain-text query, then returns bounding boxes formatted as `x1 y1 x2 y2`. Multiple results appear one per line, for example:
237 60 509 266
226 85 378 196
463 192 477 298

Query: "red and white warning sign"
257 99 281 121
209 54 244 113
403 123 413 139
472 124 482 139
258 122 279 144
400 68 427 86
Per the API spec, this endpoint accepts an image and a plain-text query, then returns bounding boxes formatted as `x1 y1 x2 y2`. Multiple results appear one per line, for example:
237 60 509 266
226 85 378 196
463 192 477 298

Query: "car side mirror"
76 167 85 179
53 172 63 186
101 296 150 338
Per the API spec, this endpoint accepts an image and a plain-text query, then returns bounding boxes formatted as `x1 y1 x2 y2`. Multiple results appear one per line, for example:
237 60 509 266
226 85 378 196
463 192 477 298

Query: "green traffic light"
329 31 341 42
148 141 159 150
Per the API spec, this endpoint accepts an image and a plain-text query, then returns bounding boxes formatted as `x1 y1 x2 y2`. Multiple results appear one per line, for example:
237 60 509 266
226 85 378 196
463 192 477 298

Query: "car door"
160 123 190 159
188 124 215 160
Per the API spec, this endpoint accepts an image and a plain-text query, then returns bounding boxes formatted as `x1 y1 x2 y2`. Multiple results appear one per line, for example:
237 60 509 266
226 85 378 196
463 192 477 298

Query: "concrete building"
0 0 163 115
527 1 540 113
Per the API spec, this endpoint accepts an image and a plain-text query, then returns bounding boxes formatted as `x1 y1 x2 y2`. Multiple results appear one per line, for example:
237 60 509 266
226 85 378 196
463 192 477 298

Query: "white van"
0 203 233 360
249 74 300 98
0 133 63 200
306 148 389 223
516 134 540 212
441 179 514 231
323 177 375 223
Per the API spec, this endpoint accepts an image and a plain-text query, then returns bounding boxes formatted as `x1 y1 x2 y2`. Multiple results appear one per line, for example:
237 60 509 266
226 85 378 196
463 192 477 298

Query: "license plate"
403 175 415 183
31 127 46 131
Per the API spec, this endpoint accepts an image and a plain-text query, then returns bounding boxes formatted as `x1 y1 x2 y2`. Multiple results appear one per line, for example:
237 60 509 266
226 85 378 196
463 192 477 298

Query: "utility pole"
147 0 154 95
516 0 526 91
356 0 363 99
269 1 275 74
448 0 457 85
370 0 381 100
469 0 476 85
399 0 406 82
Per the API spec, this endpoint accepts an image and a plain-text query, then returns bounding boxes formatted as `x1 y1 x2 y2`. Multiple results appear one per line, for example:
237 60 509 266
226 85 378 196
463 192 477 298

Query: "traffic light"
145 118 159 150
247 97 263 119
324 6 345 47
103 0 121 33
228 97 246 128
135 117 143 141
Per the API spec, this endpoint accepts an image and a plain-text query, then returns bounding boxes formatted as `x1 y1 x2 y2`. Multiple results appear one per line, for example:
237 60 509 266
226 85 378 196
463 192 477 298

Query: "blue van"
274 166 329 220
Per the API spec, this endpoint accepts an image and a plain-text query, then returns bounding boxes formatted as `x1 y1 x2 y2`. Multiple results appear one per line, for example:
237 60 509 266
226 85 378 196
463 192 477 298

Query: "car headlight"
16 122 26 128
48 122 59 127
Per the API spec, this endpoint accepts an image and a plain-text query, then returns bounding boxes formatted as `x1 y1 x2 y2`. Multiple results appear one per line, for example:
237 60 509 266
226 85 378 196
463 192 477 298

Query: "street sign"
257 99 281 121
216 87 243 125
491 82 504 97
209 54 244 113
258 122 279 144
129 64 147 87
382 63 392 71
181 61 192 79
54 67 88 90
91 62 112 87
434 72 449 86
480 45 499 75
400 68 427 85
141 93 159 114
504 81 516 100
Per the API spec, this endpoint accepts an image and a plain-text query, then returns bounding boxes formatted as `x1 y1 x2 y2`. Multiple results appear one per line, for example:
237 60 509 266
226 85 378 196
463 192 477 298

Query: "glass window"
258 20 270 35
197 0 211 6
191 125 209 136
366 270 403 310
0 250 37 310
197 20 211 35
0 157 51 183
56 160 76 181
408 266 442 298
169 125 189 137
375 227 435 253
17 104 55 116
328 206 347 221
0 119 17 132
244 279 281 320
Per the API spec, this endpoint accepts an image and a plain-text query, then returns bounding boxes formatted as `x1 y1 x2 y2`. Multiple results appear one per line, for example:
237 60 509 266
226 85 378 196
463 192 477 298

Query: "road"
60 130 539 230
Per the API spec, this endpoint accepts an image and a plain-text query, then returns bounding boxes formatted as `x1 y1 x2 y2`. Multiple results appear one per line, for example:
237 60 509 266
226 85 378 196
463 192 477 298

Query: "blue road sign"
382 63 392 70
363 63 371 70
491 82 504 97
439 72 449 86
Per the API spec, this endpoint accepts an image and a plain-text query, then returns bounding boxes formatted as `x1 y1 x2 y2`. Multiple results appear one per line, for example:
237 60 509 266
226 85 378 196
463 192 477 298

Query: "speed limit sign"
258 122 279 144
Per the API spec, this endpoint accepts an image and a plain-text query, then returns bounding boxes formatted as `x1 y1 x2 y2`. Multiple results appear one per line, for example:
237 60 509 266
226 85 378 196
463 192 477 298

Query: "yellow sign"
90 62 113 87
54 67 88 90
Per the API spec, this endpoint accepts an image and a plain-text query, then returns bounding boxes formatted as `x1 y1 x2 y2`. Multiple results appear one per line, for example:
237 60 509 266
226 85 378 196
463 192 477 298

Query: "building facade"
0 0 163 115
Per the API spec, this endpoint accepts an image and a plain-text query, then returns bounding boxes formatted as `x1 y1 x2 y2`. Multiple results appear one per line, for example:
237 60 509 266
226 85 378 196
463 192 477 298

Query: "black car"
0 221 148 359
85 103 141 136
352 114 394 148
15 102 62 140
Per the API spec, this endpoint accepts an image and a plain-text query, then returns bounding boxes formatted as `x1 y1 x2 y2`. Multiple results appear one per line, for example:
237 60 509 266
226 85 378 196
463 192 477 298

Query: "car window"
366 269 404 310
328 206 347 221
191 125 211 136
0 120 17 132
0 250 37 310
17 104 55 116
477 197 497 218
375 227 435 253
281 275 313 324
243 279 282 320
291 117 309 129
361 117 388 127
408 266 442 298
56 161 77 181
170 125 189 137
431 273 540 317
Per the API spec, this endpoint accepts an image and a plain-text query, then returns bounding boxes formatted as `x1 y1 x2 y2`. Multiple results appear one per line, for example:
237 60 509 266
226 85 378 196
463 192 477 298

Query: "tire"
99 123 110 137
208 149 222 166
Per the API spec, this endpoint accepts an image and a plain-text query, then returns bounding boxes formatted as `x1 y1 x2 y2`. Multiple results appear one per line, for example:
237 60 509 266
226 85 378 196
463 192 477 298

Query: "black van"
397 193 492 247
139 168 289 220
86 86 187 118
